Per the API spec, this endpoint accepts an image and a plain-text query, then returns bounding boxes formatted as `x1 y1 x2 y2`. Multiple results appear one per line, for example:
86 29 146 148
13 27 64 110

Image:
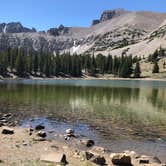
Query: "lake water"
0 79 166 161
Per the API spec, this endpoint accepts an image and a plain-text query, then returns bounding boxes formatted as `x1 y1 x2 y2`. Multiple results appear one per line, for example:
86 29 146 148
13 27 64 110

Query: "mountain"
0 9 166 57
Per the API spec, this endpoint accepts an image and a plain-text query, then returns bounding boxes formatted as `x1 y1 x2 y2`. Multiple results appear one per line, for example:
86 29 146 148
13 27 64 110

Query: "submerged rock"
37 131 47 138
80 139 95 147
35 124 45 130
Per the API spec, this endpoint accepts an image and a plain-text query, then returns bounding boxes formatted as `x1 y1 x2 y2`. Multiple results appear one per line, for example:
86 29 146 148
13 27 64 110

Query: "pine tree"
106 55 113 74
16 49 26 77
0 52 8 76
33 54 39 75
134 61 141 78
152 61 159 73
90 54 97 76
163 62 166 69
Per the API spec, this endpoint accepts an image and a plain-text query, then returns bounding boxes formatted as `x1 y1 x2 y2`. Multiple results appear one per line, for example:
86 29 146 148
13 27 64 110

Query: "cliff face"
0 22 36 33
0 9 166 57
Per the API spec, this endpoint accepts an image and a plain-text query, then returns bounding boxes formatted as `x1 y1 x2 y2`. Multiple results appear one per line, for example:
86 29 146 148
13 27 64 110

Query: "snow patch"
73 45 80 53
72 40 80 53
3 25 7 33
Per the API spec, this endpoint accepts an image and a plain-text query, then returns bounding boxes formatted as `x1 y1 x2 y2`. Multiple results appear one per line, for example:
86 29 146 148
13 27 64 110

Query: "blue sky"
0 0 165 30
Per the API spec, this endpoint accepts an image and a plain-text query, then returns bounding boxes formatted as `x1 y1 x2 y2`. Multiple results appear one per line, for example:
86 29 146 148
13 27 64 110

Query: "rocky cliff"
0 9 166 57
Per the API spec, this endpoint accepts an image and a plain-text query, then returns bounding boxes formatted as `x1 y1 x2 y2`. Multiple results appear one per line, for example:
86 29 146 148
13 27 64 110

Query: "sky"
0 0 165 31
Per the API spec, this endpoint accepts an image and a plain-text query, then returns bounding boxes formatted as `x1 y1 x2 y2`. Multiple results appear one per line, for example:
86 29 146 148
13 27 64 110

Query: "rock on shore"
0 114 165 166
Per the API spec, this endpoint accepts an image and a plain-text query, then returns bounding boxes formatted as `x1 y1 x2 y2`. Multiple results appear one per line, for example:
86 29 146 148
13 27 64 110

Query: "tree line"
0 48 143 78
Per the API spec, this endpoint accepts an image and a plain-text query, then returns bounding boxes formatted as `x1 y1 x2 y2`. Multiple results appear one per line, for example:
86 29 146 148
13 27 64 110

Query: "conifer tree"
16 49 26 77
33 54 39 75
152 61 159 73
134 61 141 78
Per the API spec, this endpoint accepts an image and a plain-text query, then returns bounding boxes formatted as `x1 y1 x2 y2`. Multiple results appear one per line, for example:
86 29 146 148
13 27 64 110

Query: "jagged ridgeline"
0 9 166 56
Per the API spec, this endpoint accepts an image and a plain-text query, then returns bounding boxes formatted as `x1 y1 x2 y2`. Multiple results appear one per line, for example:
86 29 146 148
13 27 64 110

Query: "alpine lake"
0 79 166 162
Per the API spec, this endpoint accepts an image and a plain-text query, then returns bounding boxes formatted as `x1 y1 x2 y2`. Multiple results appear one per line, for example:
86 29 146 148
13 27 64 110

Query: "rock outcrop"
100 9 128 22
0 22 36 33
47 24 69 36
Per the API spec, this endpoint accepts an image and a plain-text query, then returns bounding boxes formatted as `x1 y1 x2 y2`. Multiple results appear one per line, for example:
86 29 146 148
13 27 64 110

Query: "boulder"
65 128 74 135
2 127 14 134
111 153 132 166
137 155 161 164
35 124 45 130
40 153 67 164
37 131 47 138
64 128 76 139
90 155 106 165
80 139 95 147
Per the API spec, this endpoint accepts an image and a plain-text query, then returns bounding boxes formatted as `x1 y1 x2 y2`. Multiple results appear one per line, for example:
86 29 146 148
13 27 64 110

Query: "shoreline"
0 125 165 166
0 75 166 82
0 113 166 165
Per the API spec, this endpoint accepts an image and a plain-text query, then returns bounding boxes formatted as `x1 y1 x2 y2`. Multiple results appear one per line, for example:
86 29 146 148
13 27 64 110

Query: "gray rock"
90 155 106 165
65 128 74 135
65 128 76 138
40 153 67 164
111 153 132 166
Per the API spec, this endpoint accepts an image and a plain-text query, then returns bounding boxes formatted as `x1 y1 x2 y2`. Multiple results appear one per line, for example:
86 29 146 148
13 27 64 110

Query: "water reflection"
0 80 166 139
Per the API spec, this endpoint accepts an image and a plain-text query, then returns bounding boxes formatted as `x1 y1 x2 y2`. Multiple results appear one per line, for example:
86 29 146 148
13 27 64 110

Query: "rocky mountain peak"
0 22 36 33
92 8 128 26
47 24 69 36
100 9 128 22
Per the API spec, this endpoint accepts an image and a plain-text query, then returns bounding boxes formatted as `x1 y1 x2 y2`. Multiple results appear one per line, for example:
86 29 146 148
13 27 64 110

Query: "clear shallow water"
0 79 166 161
